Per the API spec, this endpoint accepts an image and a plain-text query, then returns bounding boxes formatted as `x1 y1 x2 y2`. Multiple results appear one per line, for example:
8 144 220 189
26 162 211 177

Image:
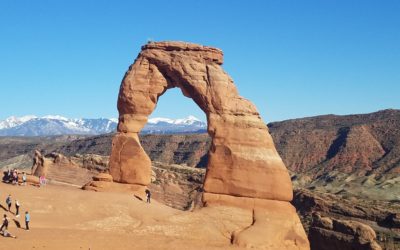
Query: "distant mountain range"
0 115 206 136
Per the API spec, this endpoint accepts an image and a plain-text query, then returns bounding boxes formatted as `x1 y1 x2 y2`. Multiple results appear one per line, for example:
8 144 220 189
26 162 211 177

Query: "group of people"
0 168 153 240
3 169 27 186
1 168 31 238
0 193 31 239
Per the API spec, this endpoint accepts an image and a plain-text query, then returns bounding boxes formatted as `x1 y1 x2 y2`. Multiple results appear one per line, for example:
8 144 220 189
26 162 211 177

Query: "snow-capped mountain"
0 115 38 129
143 115 206 134
0 115 206 136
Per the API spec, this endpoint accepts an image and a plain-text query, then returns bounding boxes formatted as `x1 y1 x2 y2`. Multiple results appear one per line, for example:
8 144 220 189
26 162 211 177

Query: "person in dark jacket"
6 195 12 212
145 189 151 203
0 214 9 231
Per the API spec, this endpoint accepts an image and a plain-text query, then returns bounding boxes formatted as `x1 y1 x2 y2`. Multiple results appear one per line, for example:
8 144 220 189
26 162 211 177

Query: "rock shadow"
326 127 350 160
196 154 208 168
0 205 8 212
134 195 143 201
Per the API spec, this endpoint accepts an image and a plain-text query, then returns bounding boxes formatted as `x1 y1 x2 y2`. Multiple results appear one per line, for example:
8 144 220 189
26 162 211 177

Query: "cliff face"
52 133 211 168
140 134 210 168
1 109 399 249
268 109 400 177
57 109 400 180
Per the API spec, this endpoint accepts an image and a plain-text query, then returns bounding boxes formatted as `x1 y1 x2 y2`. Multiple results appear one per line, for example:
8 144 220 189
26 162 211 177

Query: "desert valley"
1 2 399 249
0 41 399 249
1 108 399 249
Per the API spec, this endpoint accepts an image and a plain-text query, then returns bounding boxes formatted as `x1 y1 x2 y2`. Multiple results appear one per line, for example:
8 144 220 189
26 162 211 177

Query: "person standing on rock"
39 175 46 186
12 170 18 185
25 211 30 231
145 189 151 203
12 171 16 185
6 195 12 212
15 200 20 217
5 168 11 183
22 172 27 186
15 173 19 185
7 169 11 182
0 214 9 231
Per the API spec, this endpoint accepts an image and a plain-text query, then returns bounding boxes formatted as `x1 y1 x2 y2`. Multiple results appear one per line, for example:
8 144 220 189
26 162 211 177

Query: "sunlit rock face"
109 41 309 249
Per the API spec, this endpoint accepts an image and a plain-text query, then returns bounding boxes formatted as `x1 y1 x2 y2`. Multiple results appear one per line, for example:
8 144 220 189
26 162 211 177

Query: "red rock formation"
31 150 48 176
110 41 292 200
108 41 308 249
309 213 382 250
31 152 96 186
268 109 400 177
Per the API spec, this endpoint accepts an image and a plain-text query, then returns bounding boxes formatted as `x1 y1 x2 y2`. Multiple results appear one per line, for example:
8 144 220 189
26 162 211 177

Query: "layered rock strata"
32 152 100 186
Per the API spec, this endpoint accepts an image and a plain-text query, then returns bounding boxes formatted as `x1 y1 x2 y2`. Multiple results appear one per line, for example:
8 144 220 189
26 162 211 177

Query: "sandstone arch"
110 41 292 201
109 41 309 249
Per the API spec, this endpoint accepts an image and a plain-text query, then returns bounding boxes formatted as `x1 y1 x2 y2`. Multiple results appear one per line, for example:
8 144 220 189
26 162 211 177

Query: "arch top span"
110 41 293 202
141 41 224 65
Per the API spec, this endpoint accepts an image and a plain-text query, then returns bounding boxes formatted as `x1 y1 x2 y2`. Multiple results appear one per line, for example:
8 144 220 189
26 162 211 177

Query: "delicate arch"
109 41 293 202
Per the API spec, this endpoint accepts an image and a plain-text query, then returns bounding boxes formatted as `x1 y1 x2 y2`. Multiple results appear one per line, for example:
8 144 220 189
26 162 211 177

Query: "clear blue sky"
0 1 399 123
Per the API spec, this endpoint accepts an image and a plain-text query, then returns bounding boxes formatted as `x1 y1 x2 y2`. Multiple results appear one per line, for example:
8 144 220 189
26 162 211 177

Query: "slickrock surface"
0 181 257 250
106 41 308 249
26 151 400 249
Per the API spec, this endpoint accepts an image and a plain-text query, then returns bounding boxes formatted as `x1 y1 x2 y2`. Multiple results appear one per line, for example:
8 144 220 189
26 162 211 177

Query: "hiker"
22 172 27 186
145 189 151 203
15 200 20 217
12 170 18 185
1 229 17 238
2 171 8 183
6 195 12 212
0 214 9 231
4 169 11 183
39 175 46 186
7 169 12 183
11 171 14 184
25 211 30 231
15 173 19 185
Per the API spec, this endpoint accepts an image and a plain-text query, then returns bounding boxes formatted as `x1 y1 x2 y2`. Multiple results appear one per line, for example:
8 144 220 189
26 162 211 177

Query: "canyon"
1 109 399 248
